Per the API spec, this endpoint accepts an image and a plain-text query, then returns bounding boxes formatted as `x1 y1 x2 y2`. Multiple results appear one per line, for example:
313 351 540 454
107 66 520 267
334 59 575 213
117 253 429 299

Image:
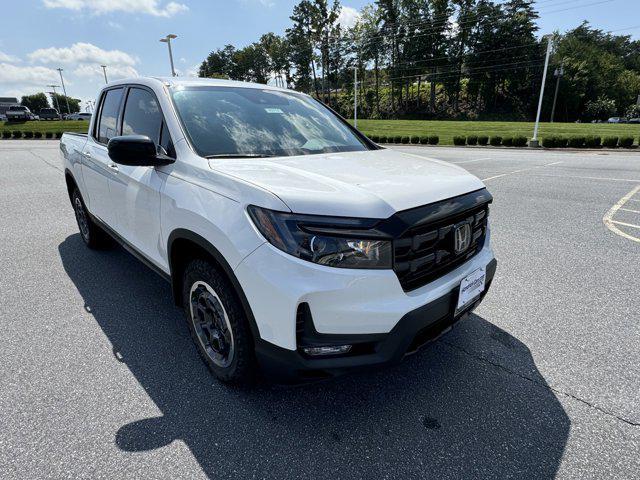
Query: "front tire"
182 259 256 385
71 188 111 249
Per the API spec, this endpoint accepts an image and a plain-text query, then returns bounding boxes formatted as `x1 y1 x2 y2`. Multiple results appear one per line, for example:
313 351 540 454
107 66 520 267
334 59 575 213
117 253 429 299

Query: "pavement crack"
439 339 640 427
29 149 62 172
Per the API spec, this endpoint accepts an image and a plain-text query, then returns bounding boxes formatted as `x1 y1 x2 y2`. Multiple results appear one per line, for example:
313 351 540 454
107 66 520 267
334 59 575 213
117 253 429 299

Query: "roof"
101 76 292 94
0 97 19 104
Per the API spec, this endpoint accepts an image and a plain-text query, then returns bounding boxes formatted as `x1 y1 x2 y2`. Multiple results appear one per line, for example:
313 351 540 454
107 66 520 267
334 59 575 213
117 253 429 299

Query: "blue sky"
1 0 639 108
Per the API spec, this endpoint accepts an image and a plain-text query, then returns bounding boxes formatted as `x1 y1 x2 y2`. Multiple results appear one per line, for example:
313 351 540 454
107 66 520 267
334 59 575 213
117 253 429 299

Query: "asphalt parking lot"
1 140 639 479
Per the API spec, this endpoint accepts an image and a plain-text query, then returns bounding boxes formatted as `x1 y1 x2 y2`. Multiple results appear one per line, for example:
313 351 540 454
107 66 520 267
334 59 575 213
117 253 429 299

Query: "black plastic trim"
166 229 261 341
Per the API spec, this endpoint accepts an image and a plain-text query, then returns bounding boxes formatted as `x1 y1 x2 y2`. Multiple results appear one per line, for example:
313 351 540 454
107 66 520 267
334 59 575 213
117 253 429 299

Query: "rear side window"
122 88 163 144
97 88 123 144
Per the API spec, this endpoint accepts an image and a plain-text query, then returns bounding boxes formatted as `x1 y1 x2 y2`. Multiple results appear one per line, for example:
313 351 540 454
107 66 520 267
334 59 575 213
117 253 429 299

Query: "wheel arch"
64 168 78 201
167 229 261 341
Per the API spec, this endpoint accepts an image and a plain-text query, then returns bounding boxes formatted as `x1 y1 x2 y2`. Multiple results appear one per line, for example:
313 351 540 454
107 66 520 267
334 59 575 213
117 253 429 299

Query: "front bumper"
235 228 495 351
255 258 496 382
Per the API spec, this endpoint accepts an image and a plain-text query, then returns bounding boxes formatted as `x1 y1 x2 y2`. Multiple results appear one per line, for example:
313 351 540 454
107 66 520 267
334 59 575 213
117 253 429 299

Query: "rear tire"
71 188 111 249
182 258 256 385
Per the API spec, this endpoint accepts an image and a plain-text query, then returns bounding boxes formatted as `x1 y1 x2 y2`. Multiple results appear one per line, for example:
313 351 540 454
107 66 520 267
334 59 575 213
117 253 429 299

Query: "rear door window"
97 88 124 144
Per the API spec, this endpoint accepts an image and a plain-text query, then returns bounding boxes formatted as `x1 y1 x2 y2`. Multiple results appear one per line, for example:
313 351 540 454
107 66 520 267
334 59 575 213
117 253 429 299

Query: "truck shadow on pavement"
59 234 570 479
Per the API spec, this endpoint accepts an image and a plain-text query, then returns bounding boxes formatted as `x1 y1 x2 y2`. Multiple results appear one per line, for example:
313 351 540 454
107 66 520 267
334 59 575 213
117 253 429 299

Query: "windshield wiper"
205 153 275 159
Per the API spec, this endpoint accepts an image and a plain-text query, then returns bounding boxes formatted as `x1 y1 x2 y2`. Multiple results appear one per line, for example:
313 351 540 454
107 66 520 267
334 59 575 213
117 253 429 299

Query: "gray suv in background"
39 108 61 120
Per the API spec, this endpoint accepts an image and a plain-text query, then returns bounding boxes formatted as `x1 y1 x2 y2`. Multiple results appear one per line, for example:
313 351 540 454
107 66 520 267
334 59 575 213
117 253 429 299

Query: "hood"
209 148 485 218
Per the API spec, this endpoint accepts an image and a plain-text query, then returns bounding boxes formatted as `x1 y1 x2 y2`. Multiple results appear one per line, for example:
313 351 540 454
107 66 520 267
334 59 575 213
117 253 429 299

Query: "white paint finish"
62 77 493 353
210 148 485 217
110 164 167 266
235 233 494 350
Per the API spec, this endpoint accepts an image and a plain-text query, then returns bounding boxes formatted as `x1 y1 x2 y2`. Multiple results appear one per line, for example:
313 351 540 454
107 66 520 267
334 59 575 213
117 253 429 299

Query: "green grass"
3 119 638 146
0 120 89 134
349 120 640 145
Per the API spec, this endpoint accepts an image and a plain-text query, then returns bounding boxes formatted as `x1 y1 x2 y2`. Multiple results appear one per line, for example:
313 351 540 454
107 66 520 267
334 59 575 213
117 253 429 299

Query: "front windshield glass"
170 86 370 158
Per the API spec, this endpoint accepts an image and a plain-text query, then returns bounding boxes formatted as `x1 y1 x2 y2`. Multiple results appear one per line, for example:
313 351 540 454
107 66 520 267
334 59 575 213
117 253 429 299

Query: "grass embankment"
350 120 640 146
0 121 89 134
2 119 638 146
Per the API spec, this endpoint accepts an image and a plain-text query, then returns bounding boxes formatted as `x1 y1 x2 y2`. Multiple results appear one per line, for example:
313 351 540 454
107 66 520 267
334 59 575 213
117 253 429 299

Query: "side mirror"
107 135 174 167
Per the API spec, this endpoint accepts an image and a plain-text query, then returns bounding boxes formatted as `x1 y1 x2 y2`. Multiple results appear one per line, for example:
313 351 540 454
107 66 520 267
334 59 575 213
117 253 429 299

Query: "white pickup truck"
61 77 496 384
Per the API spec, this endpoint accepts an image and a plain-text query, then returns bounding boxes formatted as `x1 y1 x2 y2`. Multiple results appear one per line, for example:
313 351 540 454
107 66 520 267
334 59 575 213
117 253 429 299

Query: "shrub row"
542 136 636 149
370 134 440 145
454 135 528 147
0 131 63 139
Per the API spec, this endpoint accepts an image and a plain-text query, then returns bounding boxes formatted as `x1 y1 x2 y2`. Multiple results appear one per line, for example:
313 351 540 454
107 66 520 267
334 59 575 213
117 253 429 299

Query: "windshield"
170 86 370 158
10 106 26 111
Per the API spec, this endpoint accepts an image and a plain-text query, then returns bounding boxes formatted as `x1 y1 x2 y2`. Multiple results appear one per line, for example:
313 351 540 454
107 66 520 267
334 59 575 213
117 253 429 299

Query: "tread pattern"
182 258 256 385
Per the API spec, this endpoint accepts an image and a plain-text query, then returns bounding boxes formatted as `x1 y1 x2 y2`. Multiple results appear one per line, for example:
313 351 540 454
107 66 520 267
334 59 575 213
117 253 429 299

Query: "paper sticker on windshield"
265 108 283 114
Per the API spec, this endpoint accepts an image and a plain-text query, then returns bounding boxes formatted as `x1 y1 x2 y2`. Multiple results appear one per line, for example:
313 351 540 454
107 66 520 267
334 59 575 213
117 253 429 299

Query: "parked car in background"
0 114 7 122
39 108 61 120
607 117 628 124
67 112 92 121
627 118 640 124
61 77 496 384
6 105 37 122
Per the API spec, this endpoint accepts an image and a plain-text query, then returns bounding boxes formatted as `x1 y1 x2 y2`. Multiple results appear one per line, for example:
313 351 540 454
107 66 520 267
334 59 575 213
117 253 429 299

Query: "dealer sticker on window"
456 267 486 312
265 108 283 114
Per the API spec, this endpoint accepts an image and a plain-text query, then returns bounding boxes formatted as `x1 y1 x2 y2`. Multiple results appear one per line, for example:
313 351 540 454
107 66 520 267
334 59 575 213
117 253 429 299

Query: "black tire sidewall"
182 259 255 384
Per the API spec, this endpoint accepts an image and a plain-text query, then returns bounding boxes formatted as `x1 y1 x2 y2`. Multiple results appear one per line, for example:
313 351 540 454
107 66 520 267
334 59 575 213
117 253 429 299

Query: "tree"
51 93 80 114
584 95 617 121
287 0 316 93
21 93 49 113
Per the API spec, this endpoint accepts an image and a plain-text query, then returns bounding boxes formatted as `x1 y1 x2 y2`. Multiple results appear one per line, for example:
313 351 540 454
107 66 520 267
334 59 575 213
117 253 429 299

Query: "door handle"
83 151 91 158
108 163 119 172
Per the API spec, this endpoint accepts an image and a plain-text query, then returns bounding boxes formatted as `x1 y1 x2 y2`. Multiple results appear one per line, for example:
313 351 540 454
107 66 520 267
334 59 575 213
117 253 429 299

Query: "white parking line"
611 220 640 230
450 157 492 165
619 207 640 214
482 161 562 182
603 185 640 244
531 173 640 183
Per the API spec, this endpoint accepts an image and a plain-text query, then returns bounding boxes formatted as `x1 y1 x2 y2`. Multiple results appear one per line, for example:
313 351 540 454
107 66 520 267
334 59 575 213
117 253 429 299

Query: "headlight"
247 205 392 269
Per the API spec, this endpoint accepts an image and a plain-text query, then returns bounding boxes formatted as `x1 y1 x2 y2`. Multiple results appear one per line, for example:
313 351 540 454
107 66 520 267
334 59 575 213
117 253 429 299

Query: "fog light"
301 345 352 356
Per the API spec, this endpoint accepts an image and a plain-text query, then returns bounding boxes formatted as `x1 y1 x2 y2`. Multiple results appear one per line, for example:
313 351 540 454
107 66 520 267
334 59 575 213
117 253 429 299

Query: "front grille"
393 200 489 291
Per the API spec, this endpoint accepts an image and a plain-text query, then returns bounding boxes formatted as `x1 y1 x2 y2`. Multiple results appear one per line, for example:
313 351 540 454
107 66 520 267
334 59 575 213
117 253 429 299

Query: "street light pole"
56 68 71 115
100 65 108 84
160 34 178 77
531 36 553 147
550 60 564 123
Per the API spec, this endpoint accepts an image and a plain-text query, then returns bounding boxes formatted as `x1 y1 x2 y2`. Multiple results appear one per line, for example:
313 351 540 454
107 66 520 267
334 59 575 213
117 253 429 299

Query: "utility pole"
160 34 178 77
56 68 71 115
531 36 553 147
550 60 564 123
353 65 358 128
100 65 108 84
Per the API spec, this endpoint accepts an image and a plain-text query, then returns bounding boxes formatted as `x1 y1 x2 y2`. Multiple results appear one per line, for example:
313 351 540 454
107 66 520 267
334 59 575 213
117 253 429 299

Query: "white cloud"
173 63 199 78
107 21 123 29
73 64 138 79
0 50 20 63
42 0 188 17
28 43 138 67
337 6 360 29
0 63 62 99
0 63 59 86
